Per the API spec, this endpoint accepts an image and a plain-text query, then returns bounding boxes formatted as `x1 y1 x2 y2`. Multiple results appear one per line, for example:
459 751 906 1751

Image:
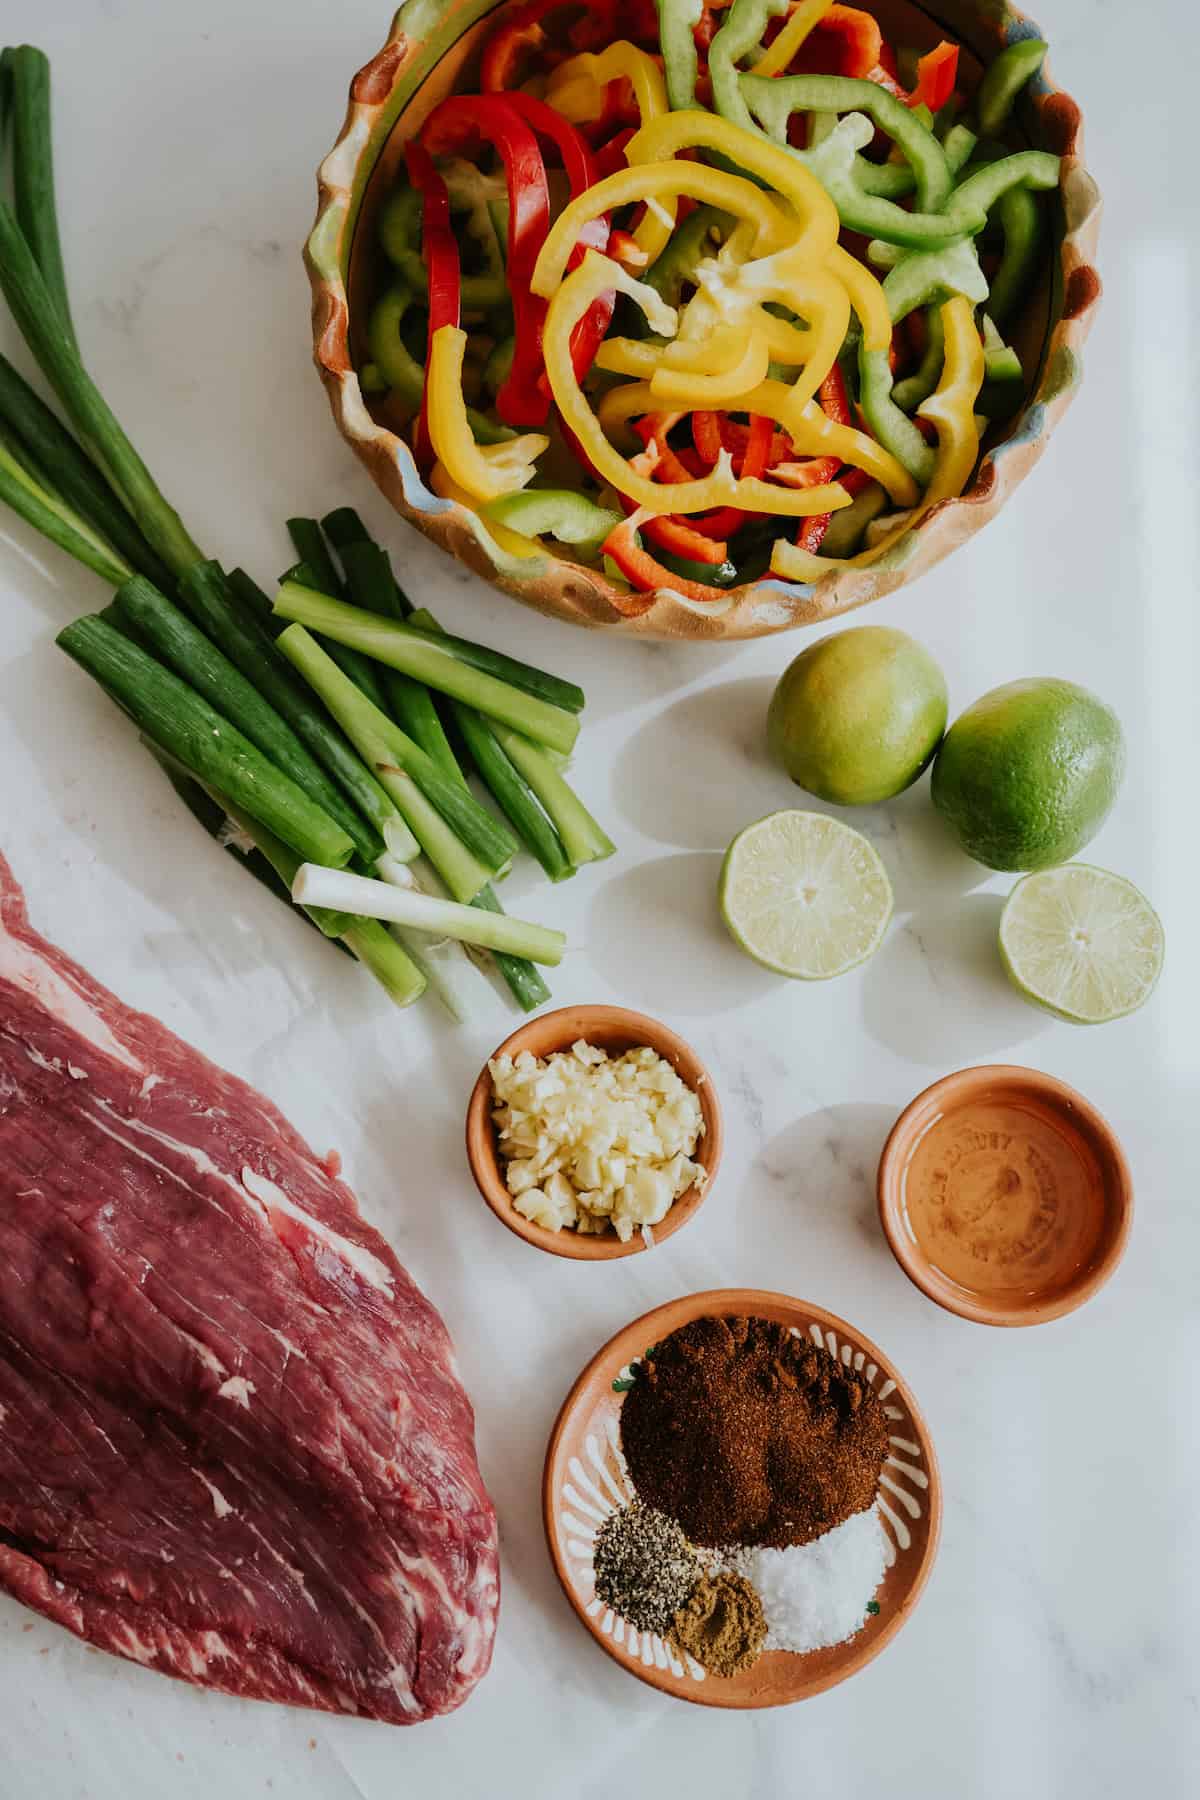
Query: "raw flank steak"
0 852 498 1721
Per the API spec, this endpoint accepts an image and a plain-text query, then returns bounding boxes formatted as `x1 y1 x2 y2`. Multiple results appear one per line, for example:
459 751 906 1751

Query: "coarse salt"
727 1506 887 1654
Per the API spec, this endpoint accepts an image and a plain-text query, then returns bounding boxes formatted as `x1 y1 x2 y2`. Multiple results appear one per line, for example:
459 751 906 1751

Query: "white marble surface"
1 1 1197 1794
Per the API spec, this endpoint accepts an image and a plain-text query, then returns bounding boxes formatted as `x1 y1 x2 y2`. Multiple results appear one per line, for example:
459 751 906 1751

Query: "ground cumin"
671 1570 766 1677
620 1314 889 1549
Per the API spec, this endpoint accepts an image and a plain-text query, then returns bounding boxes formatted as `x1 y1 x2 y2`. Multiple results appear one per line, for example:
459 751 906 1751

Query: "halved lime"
719 810 893 979
999 865 1164 1024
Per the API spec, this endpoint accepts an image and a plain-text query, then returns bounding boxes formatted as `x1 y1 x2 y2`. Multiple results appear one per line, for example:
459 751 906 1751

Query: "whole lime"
931 678 1125 871
766 626 948 806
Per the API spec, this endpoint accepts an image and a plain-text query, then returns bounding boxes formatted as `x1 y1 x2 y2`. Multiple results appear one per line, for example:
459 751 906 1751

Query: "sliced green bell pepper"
818 478 886 556
378 169 509 312
859 346 935 487
891 305 944 414
484 489 622 559
656 0 706 112
482 335 515 399
976 37 1047 139
882 237 989 325
654 545 740 587
709 0 791 134
365 284 517 444
988 183 1045 326
643 205 734 307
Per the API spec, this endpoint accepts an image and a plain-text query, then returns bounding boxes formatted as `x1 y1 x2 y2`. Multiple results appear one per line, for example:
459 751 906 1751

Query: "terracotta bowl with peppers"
307 0 1101 641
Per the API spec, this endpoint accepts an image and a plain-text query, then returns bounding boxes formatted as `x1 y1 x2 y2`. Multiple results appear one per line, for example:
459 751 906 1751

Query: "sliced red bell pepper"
501 91 616 382
768 456 842 488
909 41 959 113
479 0 616 91
818 361 853 426
480 0 556 92
404 143 461 471
591 125 637 179
788 465 875 557
608 227 650 271
782 6 884 80
420 96 551 428
603 510 730 601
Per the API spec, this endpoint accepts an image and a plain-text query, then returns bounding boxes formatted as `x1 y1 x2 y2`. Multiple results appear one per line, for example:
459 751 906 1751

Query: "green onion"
295 863 565 965
404 606 585 714
286 516 346 602
376 855 488 1022
412 609 574 882
113 574 402 865
470 884 552 1011
178 560 416 860
218 801 425 1006
0 354 173 587
10 48 74 348
317 515 464 775
57 615 357 869
142 735 349 944
0 200 204 578
273 582 580 754
0 430 132 584
282 560 391 712
490 723 615 868
276 623 515 894
453 706 573 881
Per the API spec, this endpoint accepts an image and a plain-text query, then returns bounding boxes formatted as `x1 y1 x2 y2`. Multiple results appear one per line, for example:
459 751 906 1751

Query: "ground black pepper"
592 1501 700 1634
620 1314 889 1549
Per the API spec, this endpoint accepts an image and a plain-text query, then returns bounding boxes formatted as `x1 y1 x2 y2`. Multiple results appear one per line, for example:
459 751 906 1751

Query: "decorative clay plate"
543 1288 941 1707
308 0 1101 641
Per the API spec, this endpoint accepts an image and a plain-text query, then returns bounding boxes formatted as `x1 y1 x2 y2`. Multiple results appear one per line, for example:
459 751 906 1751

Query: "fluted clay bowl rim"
877 1064 1133 1327
464 1004 722 1260
543 1288 942 1706
308 1 1102 642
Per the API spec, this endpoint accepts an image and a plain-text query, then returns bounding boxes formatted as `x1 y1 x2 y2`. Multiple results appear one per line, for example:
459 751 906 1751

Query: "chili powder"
619 1315 889 1549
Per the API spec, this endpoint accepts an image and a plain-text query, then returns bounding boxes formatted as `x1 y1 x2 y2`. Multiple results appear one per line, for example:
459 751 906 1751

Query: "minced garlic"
489 1040 706 1242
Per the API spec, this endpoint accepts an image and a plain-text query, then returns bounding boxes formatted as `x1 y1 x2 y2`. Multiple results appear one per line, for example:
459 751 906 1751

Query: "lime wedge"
719 810 893 979
999 864 1164 1023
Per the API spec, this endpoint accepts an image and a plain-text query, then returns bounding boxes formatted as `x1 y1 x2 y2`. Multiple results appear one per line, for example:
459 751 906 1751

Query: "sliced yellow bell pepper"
429 463 543 559
546 41 668 128
770 295 985 579
626 111 841 265
650 331 772 405
426 326 549 503
543 253 851 517
545 42 676 260
596 379 661 443
753 0 835 79
827 244 892 352
531 161 793 297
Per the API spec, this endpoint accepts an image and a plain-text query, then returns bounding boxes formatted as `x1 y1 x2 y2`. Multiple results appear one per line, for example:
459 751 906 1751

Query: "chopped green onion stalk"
286 517 346 602
142 735 348 945
0 431 132 584
471 883 552 1012
413 608 574 881
377 855 487 1022
276 624 519 886
490 724 615 868
178 561 403 858
282 560 392 713
115 575 398 864
57 615 357 869
0 201 204 578
295 863 565 966
273 583 581 754
405 605 585 714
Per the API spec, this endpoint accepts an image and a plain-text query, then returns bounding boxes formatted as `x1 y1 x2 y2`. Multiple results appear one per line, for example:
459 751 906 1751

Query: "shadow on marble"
862 892 1053 1068
754 1102 899 1265
609 676 781 848
586 849 777 1015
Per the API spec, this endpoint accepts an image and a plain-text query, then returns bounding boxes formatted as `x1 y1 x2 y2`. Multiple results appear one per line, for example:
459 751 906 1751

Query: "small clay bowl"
877 1065 1133 1327
465 1005 721 1261
544 1288 941 1707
